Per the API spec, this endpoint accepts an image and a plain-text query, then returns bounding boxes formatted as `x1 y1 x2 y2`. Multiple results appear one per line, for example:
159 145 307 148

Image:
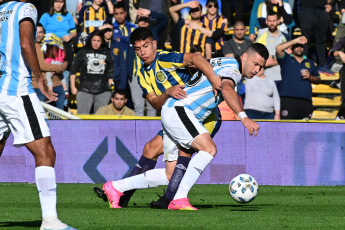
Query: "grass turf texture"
0 183 344 229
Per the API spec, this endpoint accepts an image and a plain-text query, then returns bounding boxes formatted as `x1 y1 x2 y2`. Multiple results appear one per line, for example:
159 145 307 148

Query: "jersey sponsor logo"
155 70 167 83
0 9 13 22
24 5 37 21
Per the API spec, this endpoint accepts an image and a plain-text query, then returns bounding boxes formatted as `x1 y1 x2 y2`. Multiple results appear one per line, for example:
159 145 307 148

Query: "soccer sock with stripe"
35 166 57 218
173 151 213 200
165 156 191 201
120 156 157 201
113 168 169 193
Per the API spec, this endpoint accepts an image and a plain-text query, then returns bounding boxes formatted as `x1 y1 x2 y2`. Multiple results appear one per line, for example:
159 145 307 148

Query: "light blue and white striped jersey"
0 1 38 96
164 57 242 122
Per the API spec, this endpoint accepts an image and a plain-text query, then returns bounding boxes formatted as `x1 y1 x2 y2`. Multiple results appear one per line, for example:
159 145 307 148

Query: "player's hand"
241 118 260 136
167 84 187 99
210 76 221 97
38 80 58 102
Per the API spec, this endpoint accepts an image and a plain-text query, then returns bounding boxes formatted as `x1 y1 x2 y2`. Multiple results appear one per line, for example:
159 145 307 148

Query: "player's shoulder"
157 50 183 61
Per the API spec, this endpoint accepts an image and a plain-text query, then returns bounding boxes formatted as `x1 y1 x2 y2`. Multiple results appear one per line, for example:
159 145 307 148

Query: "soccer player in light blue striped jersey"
163 43 269 210
0 0 77 229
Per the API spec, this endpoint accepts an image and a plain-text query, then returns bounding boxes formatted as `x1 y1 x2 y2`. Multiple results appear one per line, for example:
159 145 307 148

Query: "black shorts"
280 97 313 119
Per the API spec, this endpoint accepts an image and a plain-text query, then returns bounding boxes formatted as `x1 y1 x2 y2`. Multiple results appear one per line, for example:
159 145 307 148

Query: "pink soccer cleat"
102 181 124 208
168 198 198 210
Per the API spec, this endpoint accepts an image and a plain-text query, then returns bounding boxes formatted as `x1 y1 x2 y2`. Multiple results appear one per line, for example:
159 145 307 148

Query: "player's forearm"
221 81 243 115
21 36 43 82
146 92 169 111
190 54 218 84
70 75 77 88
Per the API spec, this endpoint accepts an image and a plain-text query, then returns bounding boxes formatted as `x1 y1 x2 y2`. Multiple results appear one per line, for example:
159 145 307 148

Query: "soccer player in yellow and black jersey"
169 1 207 56
78 0 113 35
95 27 222 209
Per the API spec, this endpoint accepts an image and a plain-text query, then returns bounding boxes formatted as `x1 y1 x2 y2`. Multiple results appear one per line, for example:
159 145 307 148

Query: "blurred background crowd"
29 0 345 120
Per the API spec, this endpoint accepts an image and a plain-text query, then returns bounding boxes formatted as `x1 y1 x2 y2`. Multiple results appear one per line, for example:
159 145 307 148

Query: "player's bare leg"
26 137 75 230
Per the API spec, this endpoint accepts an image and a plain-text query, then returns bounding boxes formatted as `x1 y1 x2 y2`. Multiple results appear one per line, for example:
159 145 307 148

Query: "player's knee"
142 139 163 160
204 143 217 157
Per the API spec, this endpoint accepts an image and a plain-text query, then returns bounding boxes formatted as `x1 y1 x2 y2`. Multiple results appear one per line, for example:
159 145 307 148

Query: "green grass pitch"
0 183 344 229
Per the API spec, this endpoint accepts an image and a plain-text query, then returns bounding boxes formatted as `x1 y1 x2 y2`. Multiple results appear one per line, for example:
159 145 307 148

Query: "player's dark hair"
114 2 126 11
246 43 269 60
48 0 68 16
130 27 154 45
84 30 109 50
112 89 127 98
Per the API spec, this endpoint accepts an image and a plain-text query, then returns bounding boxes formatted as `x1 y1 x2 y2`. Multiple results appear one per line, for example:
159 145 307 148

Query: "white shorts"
0 93 50 147
161 106 208 150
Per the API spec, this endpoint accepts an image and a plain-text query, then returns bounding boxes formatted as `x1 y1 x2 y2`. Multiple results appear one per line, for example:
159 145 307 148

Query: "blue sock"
129 155 157 176
165 156 191 201
120 156 157 204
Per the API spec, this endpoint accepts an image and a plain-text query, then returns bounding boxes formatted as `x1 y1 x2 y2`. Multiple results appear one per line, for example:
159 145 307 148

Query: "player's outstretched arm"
221 79 259 136
19 20 57 101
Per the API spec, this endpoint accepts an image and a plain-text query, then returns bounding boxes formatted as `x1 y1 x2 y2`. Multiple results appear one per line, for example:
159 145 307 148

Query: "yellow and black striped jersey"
201 14 227 51
177 18 207 56
137 50 193 97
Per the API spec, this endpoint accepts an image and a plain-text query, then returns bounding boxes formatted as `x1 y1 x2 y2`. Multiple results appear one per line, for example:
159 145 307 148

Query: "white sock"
35 166 58 218
112 168 169 193
173 151 213 200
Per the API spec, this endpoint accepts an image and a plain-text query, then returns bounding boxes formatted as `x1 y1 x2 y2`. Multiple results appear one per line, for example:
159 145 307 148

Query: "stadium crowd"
31 0 345 120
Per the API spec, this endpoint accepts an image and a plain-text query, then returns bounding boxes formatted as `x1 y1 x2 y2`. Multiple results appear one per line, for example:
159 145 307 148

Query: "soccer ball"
229 174 258 203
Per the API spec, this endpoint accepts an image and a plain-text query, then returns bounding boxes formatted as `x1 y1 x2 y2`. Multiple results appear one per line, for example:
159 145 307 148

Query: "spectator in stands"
257 0 294 36
112 2 137 90
329 37 345 120
299 0 333 74
96 89 136 116
70 30 114 114
101 21 126 92
33 24 68 110
221 0 244 28
78 0 114 39
276 36 321 119
223 21 253 57
39 0 77 107
244 69 281 120
196 0 227 59
169 1 207 56
66 0 80 16
256 11 290 84
249 0 290 42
